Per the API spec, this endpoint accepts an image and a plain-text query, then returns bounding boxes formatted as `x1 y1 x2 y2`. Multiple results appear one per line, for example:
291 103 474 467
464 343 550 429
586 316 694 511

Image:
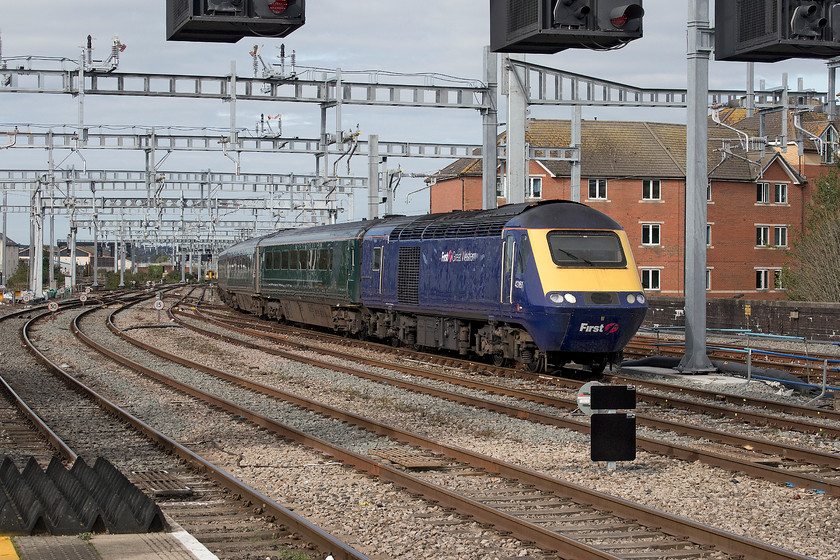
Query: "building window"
756 269 769 290
642 179 661 200
706 268 711 291
756 182 770 203
774 269 784 290
774 183 787 204
823 128 837 164
774 226 787 247
756 226 770 247
707 180 712 202
706 224 711 246
588 179 607 200
641 224 661 246
640 268 660 291
496 175 506 199
529 177 542 199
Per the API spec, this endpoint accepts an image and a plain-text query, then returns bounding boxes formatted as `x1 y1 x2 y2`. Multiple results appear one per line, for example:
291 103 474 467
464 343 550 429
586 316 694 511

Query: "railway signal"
166 0 305 43
490 0 644 53
578 382 637 469
716 0 840 62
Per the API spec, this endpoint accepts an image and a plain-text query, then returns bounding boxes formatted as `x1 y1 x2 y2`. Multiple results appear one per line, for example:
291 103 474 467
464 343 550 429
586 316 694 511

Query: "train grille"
397 247 420 305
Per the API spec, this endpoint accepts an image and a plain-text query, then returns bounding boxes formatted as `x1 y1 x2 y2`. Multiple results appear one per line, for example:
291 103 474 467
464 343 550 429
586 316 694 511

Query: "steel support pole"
482 46 499 210
571 106 582 202
69 225 77 288
368 134 379 220
1 190 6 288
92 218 99 287
679 0 715 373
504 54 527 204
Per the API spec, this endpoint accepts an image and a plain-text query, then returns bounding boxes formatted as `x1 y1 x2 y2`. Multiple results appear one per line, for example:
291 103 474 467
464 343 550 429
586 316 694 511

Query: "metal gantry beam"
509 59 830 108
0 128 488 160
0 168 366 192
0 66 491 111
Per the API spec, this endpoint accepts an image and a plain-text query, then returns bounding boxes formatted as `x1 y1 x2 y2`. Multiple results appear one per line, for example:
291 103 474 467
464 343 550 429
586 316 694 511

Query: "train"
216 200 648 373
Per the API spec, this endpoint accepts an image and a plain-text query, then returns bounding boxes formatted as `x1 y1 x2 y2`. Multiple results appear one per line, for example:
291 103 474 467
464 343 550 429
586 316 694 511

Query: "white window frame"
773 226 788 247
641 223 661 246
528 176 543 199
588 179 607 200
642 179 661 201
756 182 770 203
756 269 769 290
773 269 785 290
774 183 788 204
706 224 712 247
756 226 770 247
706 268 711 291
640 268 661 291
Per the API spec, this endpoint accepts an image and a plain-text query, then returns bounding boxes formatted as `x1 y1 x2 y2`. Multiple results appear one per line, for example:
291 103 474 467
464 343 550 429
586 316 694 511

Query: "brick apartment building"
428 113 837 300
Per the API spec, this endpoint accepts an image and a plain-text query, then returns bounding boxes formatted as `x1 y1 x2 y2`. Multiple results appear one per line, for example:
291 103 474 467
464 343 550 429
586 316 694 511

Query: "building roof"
1 234 19 247
432 118 802 184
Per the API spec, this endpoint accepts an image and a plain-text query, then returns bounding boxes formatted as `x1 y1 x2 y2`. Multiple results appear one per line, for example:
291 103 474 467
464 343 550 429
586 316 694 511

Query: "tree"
783 163 840 301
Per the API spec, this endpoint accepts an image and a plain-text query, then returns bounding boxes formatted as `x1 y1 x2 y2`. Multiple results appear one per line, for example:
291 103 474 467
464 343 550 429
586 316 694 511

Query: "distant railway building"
429 112 838 300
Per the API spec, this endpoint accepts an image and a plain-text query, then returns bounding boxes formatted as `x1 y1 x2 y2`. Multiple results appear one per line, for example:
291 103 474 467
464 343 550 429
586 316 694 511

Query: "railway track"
8 289 363 560
172 301 840 494
625 334 840 387
194 303 840 429
95 294 832 556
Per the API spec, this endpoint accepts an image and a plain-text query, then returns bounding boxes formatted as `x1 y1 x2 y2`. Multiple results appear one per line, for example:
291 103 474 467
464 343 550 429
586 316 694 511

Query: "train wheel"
589 357 608 376
525 355 546 374
492 355 509 368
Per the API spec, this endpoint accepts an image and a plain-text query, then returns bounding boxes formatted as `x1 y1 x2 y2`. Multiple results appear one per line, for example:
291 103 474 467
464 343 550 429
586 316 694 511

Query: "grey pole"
571 106 582 202
679 0 715 373
504 54 527 204
1 190 6 288
69 224 77 288
92 217 99 287
482 46 499 210
368 134 379 220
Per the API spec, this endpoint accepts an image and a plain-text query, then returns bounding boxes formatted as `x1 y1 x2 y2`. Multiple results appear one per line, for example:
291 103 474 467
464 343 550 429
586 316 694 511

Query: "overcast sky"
1 1 836 245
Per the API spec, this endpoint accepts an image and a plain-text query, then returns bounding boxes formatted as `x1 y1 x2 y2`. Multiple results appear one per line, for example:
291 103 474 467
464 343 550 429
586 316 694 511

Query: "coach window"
281 251 289 270
372 247 382 271
289 250 299 269
516 236 531 274
318 249 329 270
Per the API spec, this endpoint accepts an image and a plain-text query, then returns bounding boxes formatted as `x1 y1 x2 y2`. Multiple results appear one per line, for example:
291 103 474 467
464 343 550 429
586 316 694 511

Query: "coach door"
501 232 529 314
501 234 515 307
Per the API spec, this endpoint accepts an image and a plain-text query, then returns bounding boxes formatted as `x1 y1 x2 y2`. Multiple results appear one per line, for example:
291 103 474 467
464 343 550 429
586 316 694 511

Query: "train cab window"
547 231 626 268
371 247 382 271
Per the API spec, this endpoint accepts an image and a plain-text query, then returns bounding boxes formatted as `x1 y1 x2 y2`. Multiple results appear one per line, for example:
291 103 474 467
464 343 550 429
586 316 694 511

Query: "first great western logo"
579 322 619 334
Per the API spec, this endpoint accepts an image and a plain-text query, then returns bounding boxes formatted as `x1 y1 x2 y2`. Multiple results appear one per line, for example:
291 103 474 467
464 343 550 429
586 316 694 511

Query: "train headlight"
549 293 564 303
564 293 577 304
637 294 646 304
626 294 636 304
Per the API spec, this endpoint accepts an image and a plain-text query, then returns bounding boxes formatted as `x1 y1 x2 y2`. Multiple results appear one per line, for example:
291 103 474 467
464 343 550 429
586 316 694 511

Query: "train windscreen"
546 231 626 268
